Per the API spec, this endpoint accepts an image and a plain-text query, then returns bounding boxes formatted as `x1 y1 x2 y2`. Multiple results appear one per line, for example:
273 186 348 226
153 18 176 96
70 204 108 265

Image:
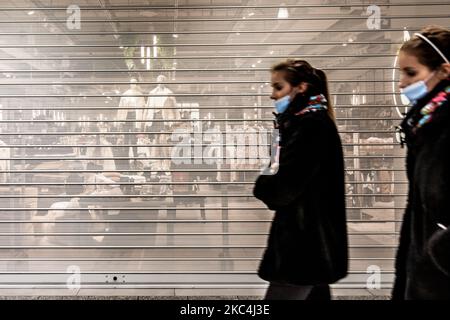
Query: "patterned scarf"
294 94 328 116
407 85 450 134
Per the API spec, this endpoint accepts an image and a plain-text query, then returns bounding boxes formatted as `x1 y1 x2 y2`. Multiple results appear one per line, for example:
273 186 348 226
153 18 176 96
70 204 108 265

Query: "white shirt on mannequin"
117 82 145 129
143 75 178 128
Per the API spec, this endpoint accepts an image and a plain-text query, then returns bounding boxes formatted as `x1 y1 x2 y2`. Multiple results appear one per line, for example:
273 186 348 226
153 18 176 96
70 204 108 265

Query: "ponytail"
314 68 336 121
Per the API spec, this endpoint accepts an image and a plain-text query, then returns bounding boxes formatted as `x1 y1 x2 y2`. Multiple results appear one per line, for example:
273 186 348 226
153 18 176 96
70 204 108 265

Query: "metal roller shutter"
0 0 448 297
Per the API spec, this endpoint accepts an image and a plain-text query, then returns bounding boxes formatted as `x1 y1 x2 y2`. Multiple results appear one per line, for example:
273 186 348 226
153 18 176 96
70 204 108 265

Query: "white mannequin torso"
144 85 178 127
117 87 146 127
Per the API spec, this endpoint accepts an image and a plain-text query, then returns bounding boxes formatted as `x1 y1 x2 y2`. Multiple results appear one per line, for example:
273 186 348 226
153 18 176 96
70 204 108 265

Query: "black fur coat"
253 97 348 285
393 79 450 300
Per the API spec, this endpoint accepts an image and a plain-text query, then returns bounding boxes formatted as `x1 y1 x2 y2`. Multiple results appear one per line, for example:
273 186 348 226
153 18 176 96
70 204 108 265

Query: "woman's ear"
297 82 308 93
436 63 450 80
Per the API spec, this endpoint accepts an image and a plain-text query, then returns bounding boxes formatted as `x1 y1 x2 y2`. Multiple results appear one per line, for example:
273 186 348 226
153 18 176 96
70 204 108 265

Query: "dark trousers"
264 282 331 300
114 123 137 172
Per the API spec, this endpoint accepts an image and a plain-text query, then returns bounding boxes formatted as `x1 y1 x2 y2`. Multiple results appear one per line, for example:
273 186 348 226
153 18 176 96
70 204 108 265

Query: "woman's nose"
398 75 408 90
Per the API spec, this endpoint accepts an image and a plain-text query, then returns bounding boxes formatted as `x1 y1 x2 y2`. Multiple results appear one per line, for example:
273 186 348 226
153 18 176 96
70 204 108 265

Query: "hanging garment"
117 88 146 129
144 86 178 129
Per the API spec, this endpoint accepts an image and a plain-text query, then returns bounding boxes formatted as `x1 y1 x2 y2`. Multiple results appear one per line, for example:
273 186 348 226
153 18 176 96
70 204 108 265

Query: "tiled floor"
0 287 391 299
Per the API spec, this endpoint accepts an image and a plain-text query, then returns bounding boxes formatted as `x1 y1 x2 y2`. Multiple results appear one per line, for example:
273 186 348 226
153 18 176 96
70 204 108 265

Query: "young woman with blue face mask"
393 26 450 300
253 60 348 300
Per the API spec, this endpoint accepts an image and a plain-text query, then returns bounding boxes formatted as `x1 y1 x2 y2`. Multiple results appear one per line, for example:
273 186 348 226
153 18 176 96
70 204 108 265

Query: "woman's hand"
269 162 279 174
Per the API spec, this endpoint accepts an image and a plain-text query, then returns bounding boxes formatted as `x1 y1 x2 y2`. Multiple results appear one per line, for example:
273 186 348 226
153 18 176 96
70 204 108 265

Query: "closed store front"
0 1 448 297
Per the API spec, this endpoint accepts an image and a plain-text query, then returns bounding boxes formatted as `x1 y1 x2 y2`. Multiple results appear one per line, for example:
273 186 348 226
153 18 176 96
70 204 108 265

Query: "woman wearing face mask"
393 26 450 300
253 60 348 300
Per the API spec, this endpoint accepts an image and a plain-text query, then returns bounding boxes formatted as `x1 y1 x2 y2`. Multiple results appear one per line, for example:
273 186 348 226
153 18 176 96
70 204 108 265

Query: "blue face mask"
274 95 291 113
401 72 435 104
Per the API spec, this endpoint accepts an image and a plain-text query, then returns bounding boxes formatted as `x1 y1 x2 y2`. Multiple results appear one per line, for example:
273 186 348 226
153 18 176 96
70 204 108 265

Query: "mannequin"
117 78 145 125
144 75 179 170
143 74 179 131
115 78 145 171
